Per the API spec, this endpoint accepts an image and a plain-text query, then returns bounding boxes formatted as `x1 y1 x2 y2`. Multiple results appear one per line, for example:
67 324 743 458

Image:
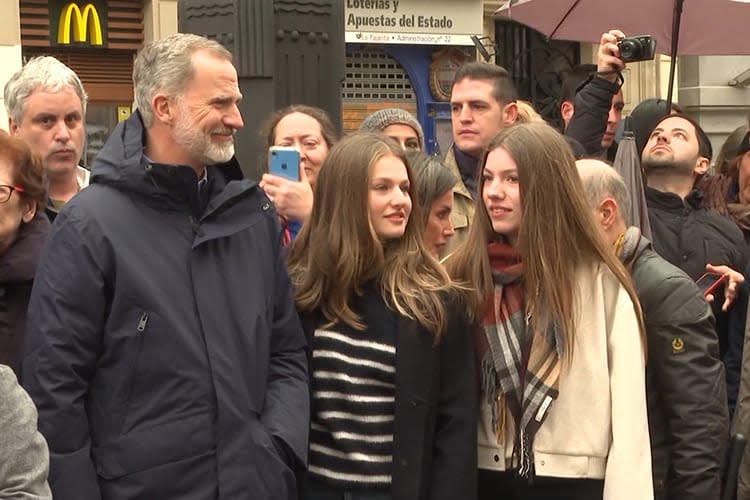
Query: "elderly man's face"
10 87 85 179
171 50 244 166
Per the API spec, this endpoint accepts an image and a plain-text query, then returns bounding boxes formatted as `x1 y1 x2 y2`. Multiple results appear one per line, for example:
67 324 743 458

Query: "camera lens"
619 39 640 60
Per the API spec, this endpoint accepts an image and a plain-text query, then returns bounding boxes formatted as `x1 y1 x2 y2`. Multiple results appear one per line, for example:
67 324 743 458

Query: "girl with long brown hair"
445 122 652 499
288 132 477 500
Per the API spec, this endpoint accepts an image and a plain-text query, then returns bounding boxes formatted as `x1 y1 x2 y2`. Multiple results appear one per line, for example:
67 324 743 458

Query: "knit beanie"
359 108 425 150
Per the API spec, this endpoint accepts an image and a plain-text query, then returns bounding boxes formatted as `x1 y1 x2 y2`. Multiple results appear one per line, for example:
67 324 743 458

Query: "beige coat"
440 148 475 259
478 262 653 500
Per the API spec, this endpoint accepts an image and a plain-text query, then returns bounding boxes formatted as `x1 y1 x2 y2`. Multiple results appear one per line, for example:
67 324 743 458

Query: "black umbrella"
612 117 652 239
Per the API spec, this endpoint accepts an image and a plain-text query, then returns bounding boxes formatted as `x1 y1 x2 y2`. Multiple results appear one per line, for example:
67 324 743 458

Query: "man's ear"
502 101 518 127
560 101 575 128
8 117 19 135
694 156 710 177
150 93 175 125
598 197 619 231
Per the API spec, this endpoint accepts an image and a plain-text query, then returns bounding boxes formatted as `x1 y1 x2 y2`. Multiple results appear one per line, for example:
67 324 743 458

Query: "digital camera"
617 35 657 63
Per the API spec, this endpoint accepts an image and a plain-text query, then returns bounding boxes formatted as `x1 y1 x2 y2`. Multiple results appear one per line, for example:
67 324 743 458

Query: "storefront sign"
52 1 107 47
345 0 482 45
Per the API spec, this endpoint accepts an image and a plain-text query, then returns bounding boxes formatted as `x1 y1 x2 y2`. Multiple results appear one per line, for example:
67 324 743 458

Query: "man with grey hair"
4 56 89 221
23 33 309 500
577 158 728 500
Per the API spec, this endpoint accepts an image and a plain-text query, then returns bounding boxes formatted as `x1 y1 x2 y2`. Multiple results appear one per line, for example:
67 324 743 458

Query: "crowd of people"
1 27 750 500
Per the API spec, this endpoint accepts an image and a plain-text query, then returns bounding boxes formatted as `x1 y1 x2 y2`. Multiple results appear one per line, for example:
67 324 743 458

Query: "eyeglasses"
0 185 25 203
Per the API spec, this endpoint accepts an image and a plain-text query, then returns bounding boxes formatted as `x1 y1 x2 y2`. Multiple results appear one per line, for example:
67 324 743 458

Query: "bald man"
577 159 728 500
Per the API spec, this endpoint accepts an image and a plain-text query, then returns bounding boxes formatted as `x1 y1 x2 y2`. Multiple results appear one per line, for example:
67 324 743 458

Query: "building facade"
343 0 483 155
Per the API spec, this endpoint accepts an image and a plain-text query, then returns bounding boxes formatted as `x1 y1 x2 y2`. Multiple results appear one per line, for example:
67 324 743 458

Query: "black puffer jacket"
623 232 728 500
0 212 49 376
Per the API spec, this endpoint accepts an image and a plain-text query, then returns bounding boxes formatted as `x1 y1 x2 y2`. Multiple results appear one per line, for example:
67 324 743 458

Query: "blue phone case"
268 147 300 181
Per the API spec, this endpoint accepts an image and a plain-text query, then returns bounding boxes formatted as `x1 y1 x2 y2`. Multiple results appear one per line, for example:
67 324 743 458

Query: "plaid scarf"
476 242 562 478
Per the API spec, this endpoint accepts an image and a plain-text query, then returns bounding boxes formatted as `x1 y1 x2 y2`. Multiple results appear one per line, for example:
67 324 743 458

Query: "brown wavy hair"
0 130 46 211
287 132 453 340
445 122 645 358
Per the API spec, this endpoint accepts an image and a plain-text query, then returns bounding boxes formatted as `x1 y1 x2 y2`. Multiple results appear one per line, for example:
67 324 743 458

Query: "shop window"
84 102 131 168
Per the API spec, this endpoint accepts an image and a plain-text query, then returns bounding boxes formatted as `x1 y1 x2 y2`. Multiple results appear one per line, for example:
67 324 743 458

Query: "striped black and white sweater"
308 287 397 489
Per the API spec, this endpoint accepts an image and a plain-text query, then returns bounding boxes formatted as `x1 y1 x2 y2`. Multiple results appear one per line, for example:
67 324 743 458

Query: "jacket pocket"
94 412 214 480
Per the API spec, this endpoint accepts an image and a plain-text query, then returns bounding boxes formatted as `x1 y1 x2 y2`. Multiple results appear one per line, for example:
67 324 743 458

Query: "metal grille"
342 49 415 102
495 20 580 129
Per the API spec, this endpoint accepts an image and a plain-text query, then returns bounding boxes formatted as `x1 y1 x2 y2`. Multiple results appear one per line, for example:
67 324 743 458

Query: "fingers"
603 29 626 42
299 163 310 184
597 30 625 81
704 263 744 312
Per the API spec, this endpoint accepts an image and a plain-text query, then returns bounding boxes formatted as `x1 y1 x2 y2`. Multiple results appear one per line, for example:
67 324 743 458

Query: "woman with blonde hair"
445 122 652 499
288 132 477 500
514 100 544 124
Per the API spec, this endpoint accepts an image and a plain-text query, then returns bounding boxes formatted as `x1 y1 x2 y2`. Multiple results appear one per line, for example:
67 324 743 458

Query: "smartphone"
268 146 300 181
695 271 729 297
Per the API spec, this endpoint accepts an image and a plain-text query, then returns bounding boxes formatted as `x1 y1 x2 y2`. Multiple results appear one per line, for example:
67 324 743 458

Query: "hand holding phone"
695 271 729 298
268 146 300 182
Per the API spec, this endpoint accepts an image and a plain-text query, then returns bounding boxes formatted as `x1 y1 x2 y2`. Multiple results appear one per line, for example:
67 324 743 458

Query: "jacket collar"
91 111 247 218
646 185 705 211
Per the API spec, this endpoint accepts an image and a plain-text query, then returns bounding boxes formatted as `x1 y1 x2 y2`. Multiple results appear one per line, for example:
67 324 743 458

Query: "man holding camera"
560 63 624 161
564 30 630 158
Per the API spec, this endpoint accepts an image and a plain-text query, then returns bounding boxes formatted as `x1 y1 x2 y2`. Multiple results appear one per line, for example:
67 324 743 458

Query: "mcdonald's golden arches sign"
51 0 108 47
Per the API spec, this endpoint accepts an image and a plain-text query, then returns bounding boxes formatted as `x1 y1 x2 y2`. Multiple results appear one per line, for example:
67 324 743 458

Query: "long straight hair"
287 132 453 340
445 122 645 357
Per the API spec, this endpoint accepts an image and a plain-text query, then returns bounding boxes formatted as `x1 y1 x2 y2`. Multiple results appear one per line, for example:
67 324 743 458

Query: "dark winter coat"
0 212 49 376
22 111 309 500
301 295 478 500
626 235 728 500
646 186 748 414
564 75 620 160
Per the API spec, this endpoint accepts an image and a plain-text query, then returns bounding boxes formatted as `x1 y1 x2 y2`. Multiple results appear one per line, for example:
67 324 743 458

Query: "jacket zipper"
136 312 149 332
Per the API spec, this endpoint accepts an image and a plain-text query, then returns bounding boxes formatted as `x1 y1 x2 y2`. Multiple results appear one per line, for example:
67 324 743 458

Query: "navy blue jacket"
23 112 309 500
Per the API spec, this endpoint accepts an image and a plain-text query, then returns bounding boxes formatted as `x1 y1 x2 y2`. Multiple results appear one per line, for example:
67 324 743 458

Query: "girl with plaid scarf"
446 122 653 500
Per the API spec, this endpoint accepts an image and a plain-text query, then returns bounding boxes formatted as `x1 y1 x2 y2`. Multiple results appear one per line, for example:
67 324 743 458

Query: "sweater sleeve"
22 208 105 500
645 275 727 499
0 365 52 500
603 285 654 500
430 301 478 500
